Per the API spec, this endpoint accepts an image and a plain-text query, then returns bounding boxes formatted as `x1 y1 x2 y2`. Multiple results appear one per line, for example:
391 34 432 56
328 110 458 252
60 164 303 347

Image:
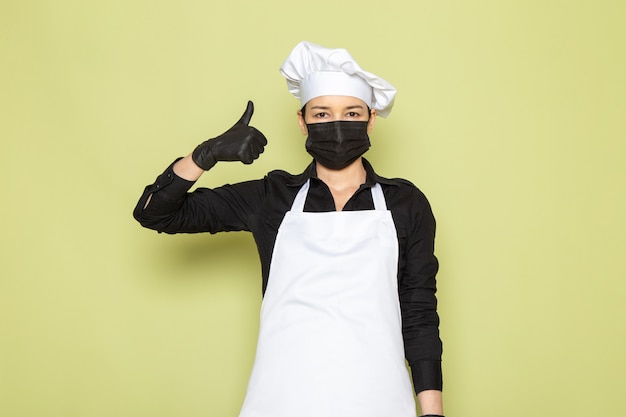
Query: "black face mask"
305 121 371 170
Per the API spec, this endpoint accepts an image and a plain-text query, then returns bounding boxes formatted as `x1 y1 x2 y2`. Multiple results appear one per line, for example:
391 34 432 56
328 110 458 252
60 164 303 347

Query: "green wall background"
2 1 625 415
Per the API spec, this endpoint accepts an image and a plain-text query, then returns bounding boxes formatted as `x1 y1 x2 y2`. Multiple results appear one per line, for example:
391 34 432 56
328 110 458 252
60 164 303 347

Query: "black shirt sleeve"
133 159 266 234
391 185 443 393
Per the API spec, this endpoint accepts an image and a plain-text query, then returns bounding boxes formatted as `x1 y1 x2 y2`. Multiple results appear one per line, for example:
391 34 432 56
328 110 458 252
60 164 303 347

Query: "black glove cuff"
191 140 217 170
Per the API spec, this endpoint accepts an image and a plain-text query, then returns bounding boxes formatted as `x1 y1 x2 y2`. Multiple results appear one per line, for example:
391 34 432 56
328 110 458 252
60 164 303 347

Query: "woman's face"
297 95 377 134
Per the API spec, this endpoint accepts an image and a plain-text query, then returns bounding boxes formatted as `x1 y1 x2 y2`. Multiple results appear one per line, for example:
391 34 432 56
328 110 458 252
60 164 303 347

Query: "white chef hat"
279 41 397 118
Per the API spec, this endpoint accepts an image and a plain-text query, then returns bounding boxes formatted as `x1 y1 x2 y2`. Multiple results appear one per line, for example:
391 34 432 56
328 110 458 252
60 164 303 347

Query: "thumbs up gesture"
192 101 268 170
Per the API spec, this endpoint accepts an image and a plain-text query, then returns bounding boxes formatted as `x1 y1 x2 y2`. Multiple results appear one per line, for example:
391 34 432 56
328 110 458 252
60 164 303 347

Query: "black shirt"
133 158 443 393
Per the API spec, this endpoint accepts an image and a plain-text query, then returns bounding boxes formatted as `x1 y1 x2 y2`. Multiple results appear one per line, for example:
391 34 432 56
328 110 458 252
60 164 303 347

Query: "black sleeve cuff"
133 158 196 221
151 158 196 200
410 360 443 393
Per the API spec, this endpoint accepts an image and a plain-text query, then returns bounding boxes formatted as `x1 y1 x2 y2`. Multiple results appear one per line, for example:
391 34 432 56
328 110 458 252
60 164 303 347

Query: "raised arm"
133 101 267 230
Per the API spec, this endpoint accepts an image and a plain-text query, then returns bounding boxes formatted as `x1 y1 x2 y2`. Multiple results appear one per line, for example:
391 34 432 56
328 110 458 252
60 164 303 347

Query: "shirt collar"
285 158 399 188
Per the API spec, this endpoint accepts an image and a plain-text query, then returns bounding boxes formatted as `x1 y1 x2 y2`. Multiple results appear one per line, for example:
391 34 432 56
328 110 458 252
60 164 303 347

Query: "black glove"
192 101 267 170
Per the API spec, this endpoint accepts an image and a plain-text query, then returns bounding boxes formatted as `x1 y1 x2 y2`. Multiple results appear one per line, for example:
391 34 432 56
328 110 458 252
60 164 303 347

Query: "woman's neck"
316 158 366 190
315 158 367 211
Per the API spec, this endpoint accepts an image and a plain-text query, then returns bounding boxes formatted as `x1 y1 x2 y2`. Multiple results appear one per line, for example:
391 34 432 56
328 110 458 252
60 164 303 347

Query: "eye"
347 111 360 118
314 112 329 119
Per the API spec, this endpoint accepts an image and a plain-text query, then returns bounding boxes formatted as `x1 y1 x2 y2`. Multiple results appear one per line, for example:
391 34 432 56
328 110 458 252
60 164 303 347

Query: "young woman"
134 41 444 417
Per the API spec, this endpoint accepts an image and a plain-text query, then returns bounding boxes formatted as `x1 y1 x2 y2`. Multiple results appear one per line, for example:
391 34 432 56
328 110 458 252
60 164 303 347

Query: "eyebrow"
309 105 366 110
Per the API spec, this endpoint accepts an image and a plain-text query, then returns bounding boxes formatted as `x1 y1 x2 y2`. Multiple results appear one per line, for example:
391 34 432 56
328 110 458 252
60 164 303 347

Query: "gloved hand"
192 101 267 170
